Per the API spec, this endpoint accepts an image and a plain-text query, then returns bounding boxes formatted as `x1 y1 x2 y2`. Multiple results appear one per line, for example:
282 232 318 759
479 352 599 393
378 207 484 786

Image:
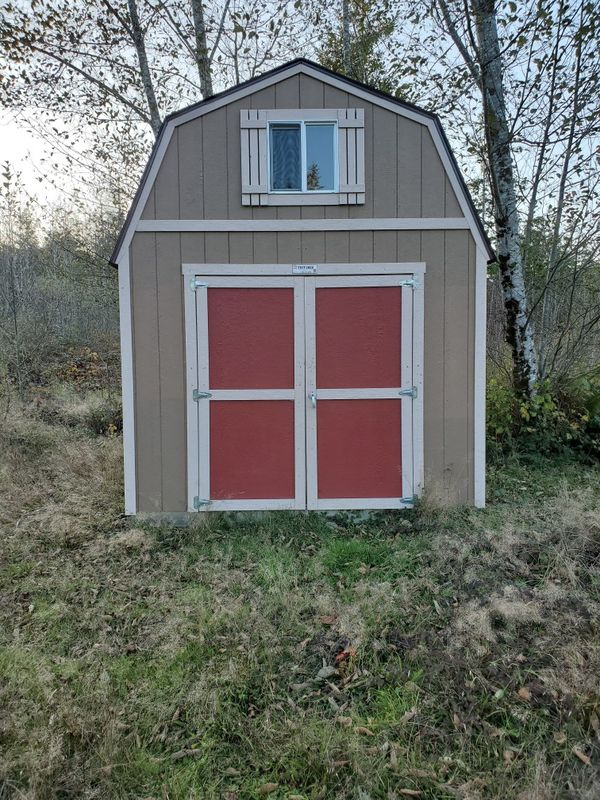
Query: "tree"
394 0 600 397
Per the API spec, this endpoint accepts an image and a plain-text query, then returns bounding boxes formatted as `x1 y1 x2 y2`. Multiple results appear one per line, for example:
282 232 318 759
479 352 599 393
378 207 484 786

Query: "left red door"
194 278 305 510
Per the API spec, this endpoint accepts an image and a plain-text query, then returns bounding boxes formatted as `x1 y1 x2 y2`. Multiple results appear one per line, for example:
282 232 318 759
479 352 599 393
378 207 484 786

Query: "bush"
487 372 600 460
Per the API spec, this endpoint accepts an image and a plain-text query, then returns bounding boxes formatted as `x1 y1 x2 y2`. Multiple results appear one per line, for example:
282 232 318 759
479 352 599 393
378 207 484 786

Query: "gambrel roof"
111 58 494 265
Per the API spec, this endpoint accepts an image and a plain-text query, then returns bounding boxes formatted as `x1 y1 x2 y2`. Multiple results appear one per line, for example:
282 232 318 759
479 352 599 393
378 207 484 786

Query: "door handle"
309 391 317 408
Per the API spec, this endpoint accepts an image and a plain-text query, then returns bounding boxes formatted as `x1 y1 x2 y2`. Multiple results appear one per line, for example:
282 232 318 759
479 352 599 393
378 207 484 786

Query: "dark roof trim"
110 58 494 265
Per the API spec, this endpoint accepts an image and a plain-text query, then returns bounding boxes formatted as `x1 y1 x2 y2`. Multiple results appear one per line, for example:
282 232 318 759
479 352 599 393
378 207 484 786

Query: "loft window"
269 122 336 193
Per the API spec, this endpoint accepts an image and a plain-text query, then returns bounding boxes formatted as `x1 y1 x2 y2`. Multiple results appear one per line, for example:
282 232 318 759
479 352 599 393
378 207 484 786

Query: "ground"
0 394 599 799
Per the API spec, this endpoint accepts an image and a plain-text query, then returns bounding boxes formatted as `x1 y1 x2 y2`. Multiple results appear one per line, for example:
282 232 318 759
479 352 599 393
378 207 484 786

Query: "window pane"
270 124 301 191
306 124 335 191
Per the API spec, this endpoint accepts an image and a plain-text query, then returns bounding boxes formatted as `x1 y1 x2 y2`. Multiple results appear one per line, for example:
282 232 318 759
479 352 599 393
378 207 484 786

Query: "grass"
0 395 599 799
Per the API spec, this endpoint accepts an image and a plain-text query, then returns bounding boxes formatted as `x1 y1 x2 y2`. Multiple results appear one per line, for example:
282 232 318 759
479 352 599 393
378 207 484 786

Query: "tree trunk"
473 0 538 397
342 0 351 75
190 0 214 98
127 0 162 137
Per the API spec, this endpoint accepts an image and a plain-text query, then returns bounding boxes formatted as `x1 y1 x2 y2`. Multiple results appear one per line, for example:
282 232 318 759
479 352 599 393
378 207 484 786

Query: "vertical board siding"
131 233 162 511
397 118 422 217
130 74 479 511
154 129 180 218
202 106 228 218
420 230 446 502
156 233 187 510
421 130 446 217
178 120 204 218
443 230 471 502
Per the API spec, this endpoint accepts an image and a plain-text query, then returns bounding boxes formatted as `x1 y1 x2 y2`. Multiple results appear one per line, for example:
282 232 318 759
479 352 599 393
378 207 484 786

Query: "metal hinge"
399 386 418 399
193 496 212 509
400 495 416 505
193 390 212 401
398 278 418 288
190 279 208 290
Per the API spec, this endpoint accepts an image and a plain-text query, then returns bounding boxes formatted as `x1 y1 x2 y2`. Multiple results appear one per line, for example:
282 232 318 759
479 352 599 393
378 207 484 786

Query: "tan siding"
299 73 325 107
131 233 162 511
421 129 446 217
154 130 180 218
301 231 326 262
373 107 397 218
178 120 204 219
156 233 186 509
229 232 253 262
443 231 471 502
205 232 229 262
373 230 397 262
445 174 462 217
140 186 156 220
202 106 228 218
397 119 422 217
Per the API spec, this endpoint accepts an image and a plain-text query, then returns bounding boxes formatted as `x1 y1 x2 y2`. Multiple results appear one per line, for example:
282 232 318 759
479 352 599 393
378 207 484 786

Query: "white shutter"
337 108 365 205
240 109 268 206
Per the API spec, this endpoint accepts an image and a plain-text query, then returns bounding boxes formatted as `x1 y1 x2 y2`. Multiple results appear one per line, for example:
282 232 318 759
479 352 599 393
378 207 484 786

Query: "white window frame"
267 120 339 195
182 262 425 513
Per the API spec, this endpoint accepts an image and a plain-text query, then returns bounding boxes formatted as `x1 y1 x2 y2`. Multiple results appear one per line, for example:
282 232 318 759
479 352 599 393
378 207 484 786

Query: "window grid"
268 120 338 194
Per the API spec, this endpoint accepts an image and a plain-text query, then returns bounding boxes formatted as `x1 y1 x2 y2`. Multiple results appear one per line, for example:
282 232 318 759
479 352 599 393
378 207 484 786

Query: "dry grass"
0 398 599 799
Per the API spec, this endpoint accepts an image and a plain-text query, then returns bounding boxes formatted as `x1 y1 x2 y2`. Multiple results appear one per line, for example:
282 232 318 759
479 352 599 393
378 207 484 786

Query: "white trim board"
473 247 487 507
112 61 491 265
138 218 469 233
118 252 136 515
181 262 426 277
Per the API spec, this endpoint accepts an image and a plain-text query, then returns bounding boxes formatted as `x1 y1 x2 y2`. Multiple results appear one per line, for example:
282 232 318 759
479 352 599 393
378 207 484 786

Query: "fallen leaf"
400 707 417 723
553 731 567 744
224 767 240 776
358 564 369 575
336 716 353 727
517 687 531 701
572 747 591 766
590 711 599 734
319 615 337 625
257 783 279 796
399 791 422 797
332 759 350 768
503 749 514 765
355 726 375 736
171 749 202 761
316 665 336 680
452 712 461 730
389 747 398 770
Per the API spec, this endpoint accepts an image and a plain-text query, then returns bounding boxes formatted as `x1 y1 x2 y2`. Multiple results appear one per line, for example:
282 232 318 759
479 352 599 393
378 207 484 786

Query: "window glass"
270 124 301 191
306 124 335 191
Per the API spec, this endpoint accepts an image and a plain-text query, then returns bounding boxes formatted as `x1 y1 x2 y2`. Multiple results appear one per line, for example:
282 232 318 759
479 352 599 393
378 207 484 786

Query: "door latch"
309 391 317 408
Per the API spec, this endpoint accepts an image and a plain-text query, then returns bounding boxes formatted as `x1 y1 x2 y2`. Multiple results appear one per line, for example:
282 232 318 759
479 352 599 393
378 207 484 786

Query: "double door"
186 271 422 511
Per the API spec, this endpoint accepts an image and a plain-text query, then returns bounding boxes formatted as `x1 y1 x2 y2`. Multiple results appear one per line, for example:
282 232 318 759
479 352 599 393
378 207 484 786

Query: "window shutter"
240 110 268 206
337 109 365 205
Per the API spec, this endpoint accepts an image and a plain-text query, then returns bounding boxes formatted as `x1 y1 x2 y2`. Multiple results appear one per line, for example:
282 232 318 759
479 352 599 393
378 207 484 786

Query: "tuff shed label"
292 264 318 275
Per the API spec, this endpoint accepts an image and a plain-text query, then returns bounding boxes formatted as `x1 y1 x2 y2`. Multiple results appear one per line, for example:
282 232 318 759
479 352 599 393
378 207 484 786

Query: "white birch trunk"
473 0 538 396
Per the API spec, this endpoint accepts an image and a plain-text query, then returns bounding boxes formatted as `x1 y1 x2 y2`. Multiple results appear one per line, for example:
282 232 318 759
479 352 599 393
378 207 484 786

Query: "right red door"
305 275 417 510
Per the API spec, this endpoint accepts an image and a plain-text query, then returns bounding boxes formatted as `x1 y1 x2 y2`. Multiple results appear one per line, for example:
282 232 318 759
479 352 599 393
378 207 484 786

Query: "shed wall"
129 229 476 511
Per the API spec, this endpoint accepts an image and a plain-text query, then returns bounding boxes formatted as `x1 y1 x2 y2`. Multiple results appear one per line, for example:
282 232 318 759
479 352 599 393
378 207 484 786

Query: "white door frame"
183 264 425 512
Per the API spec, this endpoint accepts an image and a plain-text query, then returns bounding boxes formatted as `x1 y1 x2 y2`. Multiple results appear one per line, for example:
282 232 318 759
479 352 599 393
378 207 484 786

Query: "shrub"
487 372 600 460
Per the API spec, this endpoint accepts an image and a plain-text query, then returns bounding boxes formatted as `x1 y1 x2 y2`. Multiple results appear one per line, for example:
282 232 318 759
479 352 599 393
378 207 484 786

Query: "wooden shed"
111 59 493 516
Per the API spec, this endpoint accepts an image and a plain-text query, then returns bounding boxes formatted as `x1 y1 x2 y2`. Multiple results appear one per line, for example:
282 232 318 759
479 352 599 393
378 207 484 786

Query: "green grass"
0 405 599 799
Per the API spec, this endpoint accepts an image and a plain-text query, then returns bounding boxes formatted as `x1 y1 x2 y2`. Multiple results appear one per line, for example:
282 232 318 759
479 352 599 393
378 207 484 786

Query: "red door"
193 278 305 510
305 276 415 510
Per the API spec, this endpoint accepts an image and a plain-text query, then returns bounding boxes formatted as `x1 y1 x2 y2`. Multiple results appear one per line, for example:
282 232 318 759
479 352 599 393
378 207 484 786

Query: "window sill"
254 193 358 206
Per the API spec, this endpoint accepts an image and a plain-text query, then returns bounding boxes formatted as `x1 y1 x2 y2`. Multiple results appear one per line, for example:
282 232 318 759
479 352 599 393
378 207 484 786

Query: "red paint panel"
316 287 402 388
317 400 402 498
208 288 294 389
210 401 295 499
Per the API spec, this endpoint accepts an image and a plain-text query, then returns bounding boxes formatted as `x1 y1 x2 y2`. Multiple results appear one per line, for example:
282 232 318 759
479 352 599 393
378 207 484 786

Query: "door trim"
184 264 424 511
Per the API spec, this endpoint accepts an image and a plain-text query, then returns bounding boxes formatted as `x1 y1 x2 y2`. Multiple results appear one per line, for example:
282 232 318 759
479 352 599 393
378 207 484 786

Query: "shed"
111 58 493 516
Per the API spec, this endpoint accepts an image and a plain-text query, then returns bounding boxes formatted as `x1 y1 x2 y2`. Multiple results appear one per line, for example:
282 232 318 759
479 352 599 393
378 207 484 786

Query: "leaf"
399 791 422 797
572 747 591 766
319 615 337 625
355 726 375 736
553 731 567 744
224 767 241 776
517 687 531 701
503 749 515 765
257 783 279 796
452 712 461 730
400 707 417 723
336 716 353 727
316 665 336 680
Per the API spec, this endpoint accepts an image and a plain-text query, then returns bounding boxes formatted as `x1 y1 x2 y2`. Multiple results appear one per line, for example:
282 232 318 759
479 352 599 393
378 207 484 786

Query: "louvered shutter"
240 110 268 206
337 109 365 205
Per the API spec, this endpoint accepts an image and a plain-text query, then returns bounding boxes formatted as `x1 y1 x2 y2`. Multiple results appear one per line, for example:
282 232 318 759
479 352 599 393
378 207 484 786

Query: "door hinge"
399 386 417 399
193 496 212 509
400 495 416 505
398 278 418 288
190 279 208 290
193 389 212 401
